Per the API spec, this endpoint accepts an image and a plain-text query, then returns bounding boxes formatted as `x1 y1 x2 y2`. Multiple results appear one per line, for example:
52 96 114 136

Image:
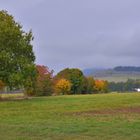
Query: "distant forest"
114 66 140 72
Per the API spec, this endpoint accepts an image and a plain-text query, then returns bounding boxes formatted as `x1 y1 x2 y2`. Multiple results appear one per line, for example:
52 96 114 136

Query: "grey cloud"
1 0 140 72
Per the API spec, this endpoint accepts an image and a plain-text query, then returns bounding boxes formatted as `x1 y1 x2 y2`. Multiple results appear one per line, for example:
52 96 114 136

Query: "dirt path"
67 106 140 117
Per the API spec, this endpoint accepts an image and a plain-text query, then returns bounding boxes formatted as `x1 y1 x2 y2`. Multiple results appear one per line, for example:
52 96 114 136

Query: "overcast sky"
0 0 140 72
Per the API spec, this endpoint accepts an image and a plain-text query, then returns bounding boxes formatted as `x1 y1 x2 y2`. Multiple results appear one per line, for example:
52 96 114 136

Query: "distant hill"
83 68 106 76
83 66 140 82
114 66 140 72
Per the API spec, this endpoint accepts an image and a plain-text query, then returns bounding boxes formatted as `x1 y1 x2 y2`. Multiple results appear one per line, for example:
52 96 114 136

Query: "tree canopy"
0 10 36 91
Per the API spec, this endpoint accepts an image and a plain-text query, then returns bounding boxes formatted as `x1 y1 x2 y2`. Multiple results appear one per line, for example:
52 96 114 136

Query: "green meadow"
0 93 140 140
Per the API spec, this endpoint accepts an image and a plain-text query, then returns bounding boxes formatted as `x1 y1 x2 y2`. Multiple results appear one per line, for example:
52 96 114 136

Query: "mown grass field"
0 93 140 140
95 75 140 82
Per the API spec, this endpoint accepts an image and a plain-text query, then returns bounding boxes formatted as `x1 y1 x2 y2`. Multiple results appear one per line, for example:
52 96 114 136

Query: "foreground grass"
0 93 140 140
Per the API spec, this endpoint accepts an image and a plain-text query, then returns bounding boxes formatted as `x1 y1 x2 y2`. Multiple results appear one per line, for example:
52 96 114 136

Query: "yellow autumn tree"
55 79 71 95
95 80 108 93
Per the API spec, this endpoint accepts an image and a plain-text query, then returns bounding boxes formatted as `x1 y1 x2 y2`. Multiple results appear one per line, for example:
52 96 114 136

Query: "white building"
135 88 140 92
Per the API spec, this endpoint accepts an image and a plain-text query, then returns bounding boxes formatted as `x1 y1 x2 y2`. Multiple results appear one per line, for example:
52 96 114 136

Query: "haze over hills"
83 66 140 82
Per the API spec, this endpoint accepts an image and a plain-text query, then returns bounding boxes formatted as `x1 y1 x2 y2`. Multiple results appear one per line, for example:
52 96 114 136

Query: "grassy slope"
0 93 140 140
95 75 140 82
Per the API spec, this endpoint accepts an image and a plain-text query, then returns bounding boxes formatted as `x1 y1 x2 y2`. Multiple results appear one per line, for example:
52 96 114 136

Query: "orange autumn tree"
55 79 71 95
0 80 5 91
95 80 108 93
36 65 54 96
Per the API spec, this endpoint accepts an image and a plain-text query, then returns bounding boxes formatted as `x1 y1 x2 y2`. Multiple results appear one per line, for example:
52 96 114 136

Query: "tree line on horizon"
0 65 109 96
34 66 108 96
108 79 140 92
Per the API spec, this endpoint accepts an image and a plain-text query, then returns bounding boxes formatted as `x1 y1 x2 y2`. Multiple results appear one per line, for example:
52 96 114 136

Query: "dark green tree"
0 10 36 93
86 76 95 94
